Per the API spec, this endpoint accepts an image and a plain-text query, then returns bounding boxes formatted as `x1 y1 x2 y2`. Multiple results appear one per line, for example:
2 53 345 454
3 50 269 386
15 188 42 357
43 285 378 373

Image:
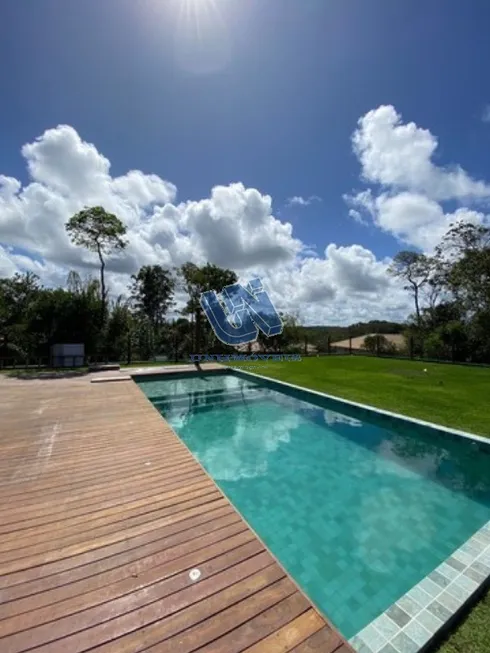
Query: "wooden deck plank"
1 505 237 592
0 470 208 531
191 591 310 653
0 492 225 566
26 557 280 653
0 519 247 620
0 498 230 576
290 628 344 652
0 481 218 547
0 482 220 551
0 529 258 633
1 454 197 499
0 451 196 489
0 372 353 653
0 465 204 518
142 579 303 653
240 610 325 653
1 543 268 652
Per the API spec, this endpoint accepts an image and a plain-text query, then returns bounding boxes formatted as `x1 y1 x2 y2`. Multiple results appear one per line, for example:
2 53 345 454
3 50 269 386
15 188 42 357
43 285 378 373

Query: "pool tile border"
229 367 490 652
349 522 490 653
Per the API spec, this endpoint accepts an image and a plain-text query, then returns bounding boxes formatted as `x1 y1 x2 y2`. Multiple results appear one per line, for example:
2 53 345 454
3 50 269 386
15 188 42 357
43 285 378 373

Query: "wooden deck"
0 370 353 653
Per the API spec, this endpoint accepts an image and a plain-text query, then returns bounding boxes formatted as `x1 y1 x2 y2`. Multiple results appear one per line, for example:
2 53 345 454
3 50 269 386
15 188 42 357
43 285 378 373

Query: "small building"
50 343 85 368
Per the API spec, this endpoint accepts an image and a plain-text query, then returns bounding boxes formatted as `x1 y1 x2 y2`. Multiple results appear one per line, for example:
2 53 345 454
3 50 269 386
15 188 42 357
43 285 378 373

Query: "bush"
362 334 397 354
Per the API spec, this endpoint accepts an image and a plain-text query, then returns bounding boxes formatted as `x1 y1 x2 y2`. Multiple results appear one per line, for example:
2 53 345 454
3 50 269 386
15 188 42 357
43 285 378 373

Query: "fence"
0 355 87 369
1 334 489 369
309 334 490 367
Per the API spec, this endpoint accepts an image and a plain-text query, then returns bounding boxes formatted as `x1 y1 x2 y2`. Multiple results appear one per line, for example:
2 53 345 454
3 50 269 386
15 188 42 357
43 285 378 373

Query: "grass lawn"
436 590 490 653
229 355 490 653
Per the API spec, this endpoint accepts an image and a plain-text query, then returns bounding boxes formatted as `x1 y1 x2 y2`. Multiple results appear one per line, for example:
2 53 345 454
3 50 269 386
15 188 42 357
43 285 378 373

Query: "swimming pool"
136 370 490 644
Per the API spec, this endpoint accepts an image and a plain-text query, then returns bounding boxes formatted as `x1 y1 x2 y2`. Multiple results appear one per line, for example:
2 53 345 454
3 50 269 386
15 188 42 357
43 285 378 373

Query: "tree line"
310 220 490 363
0 206 302 364
388 220 490 363
2 207 488 365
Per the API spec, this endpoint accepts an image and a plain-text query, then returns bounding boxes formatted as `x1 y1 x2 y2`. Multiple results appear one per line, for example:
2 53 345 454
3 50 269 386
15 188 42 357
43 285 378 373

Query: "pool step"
160 393 270 418
91 375 132 383
151 387 265 410
145 384 260 405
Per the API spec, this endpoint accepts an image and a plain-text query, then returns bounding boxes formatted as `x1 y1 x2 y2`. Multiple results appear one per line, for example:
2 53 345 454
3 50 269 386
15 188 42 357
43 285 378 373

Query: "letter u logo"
200 278 283 346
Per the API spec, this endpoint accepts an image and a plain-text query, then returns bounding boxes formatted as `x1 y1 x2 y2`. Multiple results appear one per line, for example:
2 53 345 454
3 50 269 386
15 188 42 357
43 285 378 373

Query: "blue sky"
1 0 490 324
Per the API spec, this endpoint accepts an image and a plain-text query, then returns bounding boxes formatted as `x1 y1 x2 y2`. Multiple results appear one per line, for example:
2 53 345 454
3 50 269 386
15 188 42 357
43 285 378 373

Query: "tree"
388 251 433 327
179 263 238 352
315 335 331 354
66 206 127 319
257 311 299 352
435 221 490 316
105 297 133 361
66 270 83 295
362 334 396 355
362 335 377 354
157 317 193 362
423 322 468 362
130 265 175 330
389 221 490 363
27 284 103 359
0 272 40 360
432 221 490 362
435 220 490 257
418 300 462 332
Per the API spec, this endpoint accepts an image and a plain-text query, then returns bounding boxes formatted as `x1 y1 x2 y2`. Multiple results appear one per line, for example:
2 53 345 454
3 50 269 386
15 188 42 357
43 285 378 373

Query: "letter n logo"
200 278 283 346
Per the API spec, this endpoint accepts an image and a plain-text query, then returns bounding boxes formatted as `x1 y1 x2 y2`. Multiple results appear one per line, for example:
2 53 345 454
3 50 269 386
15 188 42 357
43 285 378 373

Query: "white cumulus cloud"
346 105 490 252
352 105 490 202
286 195 322 207
0 123 414 324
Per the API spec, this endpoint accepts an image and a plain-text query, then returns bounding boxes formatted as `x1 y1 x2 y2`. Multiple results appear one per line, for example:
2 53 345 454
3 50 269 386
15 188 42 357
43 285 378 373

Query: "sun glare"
170 0 231 75
177 0 226 32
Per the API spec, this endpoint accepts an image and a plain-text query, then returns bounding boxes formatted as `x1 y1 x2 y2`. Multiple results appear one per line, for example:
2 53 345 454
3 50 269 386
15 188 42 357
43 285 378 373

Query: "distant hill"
301 320 405 343
231 320 406 354
331 333 405 351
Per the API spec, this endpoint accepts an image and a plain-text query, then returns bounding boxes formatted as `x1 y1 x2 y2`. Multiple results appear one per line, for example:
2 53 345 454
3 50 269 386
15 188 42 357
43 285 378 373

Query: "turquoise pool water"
137 371 490 638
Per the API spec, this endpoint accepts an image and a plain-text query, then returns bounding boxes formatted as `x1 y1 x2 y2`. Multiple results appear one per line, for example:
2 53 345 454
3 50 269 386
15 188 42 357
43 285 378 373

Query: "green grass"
436 590 490 653
228 355 490 652
229 355 490 436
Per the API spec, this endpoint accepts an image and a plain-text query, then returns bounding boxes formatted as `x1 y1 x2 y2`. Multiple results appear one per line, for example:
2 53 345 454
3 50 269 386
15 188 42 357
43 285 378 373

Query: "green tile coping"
349 521 490 653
